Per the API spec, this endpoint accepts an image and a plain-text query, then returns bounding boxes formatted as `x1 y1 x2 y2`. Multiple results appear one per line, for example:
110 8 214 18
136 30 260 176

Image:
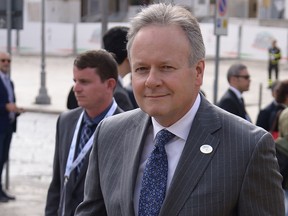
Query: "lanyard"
64 100 118 181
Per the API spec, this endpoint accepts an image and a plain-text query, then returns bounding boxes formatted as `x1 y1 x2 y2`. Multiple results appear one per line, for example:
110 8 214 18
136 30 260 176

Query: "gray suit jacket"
45 106 122 216
75 96 284 216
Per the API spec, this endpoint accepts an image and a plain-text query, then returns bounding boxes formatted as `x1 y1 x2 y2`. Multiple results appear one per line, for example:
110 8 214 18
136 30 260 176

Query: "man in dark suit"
217 63 252 122
103 26 136 110
257 80 288 140
0 52 24 202
256 80 281 131
75 4 284 216
45 50 123 216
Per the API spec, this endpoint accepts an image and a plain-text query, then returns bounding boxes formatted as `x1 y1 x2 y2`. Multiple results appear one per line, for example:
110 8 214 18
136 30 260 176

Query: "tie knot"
155 129 175 148
83 115 94 127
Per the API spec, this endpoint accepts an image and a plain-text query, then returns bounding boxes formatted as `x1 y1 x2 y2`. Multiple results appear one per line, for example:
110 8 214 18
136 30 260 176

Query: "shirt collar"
152 93 201 141
118 75 123 85
83 101 113 125
0 71 10 85
0 71 8 79
229 86 242 99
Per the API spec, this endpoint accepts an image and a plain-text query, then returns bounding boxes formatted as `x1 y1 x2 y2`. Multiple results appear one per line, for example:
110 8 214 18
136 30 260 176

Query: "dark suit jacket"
256 101 285 132
75 96 284 216
66 86 78 110
125 85 138 109
114 81 134 111
45 106 123 216
0 77 17 133
217 89 247 120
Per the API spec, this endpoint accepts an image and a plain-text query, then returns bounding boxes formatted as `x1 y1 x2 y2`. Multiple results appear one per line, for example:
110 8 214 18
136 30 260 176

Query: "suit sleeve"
256 110 269 131
45 117 62 216
75 124 107 216
238 132 284 215
218 98 239 116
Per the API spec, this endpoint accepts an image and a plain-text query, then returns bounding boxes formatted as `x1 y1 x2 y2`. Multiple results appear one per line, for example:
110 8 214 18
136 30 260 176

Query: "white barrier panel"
241 25 288 61
76 22 130 53
19 23 41 54
1 21 287 61
19 23 73 55
201 23 239 58
76 23 101 53
0 30 17 52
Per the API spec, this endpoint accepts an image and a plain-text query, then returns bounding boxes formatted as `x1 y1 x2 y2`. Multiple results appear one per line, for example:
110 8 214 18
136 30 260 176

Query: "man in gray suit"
45 50 123 216
75 4 284 216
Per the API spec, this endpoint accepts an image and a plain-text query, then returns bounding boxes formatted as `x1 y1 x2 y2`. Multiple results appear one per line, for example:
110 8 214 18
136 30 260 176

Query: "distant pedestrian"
103 26 136 110
275 107 288 215
45 50 123 216
265 80 288 140
217 63 251 122
256 80 281 131
0 51 24 202
268 39 281 88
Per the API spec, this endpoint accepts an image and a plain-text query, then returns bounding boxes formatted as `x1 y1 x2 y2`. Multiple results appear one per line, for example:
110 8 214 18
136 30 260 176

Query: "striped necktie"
75 118 94 176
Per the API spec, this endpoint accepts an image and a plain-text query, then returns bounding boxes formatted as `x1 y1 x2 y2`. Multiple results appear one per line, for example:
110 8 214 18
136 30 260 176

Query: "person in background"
275 107 288 215
66 86 78 109
0 51 24 202
75 4 284 216
103 26 136 110
217 63 251 122
266 80 288 139
66 26 136 111
256 80 281 131
268 39 281 88
45 50 123 216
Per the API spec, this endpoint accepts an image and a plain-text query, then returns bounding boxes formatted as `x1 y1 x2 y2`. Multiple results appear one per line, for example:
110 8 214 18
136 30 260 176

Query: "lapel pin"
200 144 213 154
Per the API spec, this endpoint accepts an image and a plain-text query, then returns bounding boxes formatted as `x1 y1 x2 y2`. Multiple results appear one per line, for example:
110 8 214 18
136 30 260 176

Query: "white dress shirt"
133 94 201 214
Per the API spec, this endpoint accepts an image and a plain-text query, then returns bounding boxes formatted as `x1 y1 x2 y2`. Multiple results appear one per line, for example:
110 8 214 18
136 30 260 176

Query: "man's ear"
195 59 205 86
106 78 117 91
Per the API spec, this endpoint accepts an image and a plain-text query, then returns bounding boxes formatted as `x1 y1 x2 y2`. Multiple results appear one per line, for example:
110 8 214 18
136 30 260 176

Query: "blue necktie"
138 129 175 216
76 118 93 176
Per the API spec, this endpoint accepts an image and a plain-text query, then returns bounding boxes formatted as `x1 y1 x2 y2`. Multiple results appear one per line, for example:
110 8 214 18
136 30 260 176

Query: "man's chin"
77 101 85 107
143 107 165 118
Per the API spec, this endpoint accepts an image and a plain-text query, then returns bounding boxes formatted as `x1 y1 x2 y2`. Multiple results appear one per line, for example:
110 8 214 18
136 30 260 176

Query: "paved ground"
0 112 57 216
0 55 287 215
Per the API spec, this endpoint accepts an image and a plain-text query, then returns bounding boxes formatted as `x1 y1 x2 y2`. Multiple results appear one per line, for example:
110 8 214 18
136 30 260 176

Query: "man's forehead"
240 68 249 75
0 53 10 59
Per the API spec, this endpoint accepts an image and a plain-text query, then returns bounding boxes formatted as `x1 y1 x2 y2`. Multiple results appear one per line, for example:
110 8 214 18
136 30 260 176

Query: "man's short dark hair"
103 26 129 65
276 80 288 104
74 49 118 82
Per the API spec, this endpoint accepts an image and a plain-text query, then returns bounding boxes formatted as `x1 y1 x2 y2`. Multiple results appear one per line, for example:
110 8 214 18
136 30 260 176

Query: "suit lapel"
72 108 124 188
120 111 151 216
228 89 246 117
62 109 83 187
160 98 222 216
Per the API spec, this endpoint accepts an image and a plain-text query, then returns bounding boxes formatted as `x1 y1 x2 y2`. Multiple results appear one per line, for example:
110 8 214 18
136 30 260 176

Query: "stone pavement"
0 112 57 216
0 55 287 215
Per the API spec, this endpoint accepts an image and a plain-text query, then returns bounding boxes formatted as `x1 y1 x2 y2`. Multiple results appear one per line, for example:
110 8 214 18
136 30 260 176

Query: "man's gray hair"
227 63 247 82
127 3 205 66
